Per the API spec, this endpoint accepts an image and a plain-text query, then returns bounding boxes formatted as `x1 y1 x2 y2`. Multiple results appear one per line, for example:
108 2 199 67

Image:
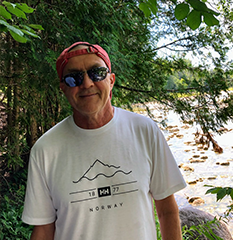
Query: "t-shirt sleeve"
22 152 56 225
149 125 186 200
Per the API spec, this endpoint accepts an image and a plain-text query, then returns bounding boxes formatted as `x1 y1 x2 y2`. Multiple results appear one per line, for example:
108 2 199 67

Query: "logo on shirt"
72 159 132 183
98 186 111 197
69 159 138 209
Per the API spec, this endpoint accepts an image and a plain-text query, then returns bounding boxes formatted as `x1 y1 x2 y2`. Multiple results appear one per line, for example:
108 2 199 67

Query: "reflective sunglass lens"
62 67 109 87
63 72 83 87
64 76 77 87
88 67 108 82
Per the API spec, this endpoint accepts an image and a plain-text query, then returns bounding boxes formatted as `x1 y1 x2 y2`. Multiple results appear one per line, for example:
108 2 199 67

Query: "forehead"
63 50 107 75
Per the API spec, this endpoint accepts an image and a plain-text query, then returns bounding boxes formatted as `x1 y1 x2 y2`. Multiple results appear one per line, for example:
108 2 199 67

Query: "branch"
115 84 199 93
153 37 194 51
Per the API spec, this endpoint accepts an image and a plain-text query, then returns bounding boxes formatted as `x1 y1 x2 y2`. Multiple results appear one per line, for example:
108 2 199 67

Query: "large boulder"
179 207 233 240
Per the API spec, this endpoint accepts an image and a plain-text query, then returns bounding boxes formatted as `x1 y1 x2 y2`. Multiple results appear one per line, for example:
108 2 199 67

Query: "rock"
216 161 230 166
188 197 205 206
183 166 194 172
187 180 198 185
220 175 228 178
193 155 200 158
169 128 179 133
166 125 178 130
166 137 171 141
190 143 197 146
190 159 206 163
207 176 217 180
184 149 191 152
200 156 208 160
179 164 194 172
176 134 184 139
197 146 204 151
179 207 233 240
181 125 190 129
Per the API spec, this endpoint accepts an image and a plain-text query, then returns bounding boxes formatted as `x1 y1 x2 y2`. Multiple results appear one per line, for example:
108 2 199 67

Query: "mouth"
79 93 98 98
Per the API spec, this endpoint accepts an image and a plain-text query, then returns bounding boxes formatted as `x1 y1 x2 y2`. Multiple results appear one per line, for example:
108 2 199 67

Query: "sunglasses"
62 67 110 87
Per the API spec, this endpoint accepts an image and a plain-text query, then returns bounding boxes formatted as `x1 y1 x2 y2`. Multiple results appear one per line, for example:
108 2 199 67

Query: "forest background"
0 0 233 239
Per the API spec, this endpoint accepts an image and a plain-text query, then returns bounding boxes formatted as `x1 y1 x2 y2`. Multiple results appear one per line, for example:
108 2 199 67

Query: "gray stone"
179 207 233 240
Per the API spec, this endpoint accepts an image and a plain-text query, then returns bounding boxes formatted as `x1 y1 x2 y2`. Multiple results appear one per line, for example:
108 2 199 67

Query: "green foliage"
0 170 33 239
205 185 233 221
175 3 190 20
0 1 232 238
140 0 220 29
175 0 220 30
0 0 232 187
139 0 158 17
187 10 202 30
154 200 224 240
206 186 233 202
0 1 43 42
182 219 223 240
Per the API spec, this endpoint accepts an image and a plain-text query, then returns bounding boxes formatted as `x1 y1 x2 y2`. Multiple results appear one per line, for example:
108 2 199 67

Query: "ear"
60 82 66 93
109 73 115 90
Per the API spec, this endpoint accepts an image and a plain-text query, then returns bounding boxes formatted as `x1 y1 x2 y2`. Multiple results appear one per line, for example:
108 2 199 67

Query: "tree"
119 0 233 138
0 0 233 170
140 0 220 30
0 1 43 42
1 1 233 239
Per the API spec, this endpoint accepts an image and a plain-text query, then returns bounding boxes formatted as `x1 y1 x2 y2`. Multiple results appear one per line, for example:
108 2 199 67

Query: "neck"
73 105 115 129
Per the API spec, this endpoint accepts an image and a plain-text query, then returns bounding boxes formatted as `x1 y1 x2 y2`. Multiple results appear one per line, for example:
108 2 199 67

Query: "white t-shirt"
22 107 186 240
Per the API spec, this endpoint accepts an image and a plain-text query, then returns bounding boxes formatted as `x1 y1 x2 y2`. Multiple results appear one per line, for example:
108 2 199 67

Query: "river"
137 103 233 235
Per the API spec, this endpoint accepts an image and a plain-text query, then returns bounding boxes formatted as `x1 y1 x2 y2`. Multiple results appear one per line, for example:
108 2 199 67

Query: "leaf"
187 0 208 12
0 24 7 32
16 3 34 13
9 29 27 43
230 189 233 200
147 0 158 15
2 1 14 8
4 2 27 19
217 188 227 201
0 20 28 42
208 9 220 16
21 24 36 33
187 0 219 16
8 24 24 36
203 12 219 26
21 29 40 38
187 10 201 30
175 3 190 20
0 19 10 27
29 24 44 30
205 187 221 195
0 5 12 19
139 2 151 18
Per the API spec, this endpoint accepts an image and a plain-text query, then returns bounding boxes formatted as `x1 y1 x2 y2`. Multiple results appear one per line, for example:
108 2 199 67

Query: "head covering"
56 42 111 81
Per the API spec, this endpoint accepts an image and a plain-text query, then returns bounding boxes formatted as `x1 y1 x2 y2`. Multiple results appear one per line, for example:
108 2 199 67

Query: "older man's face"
60 49 115 124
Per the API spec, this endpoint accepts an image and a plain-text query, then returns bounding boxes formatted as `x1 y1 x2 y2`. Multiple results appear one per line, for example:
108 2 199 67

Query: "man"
22 42 186 240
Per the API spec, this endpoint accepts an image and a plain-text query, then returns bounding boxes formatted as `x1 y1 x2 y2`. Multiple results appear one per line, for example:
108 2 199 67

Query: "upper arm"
154 195 182 239
154 194 179 217
30 222 55 240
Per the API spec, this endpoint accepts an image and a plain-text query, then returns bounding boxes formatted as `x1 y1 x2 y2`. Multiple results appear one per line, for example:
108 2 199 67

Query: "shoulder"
32 116 72 150
116 107 158 128
115 107 162 138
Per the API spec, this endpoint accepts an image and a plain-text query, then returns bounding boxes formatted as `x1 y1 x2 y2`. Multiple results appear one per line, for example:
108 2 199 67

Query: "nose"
80 72 94 89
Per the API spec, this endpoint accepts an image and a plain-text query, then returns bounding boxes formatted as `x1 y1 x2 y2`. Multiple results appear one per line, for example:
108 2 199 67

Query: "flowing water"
137 103 233 235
